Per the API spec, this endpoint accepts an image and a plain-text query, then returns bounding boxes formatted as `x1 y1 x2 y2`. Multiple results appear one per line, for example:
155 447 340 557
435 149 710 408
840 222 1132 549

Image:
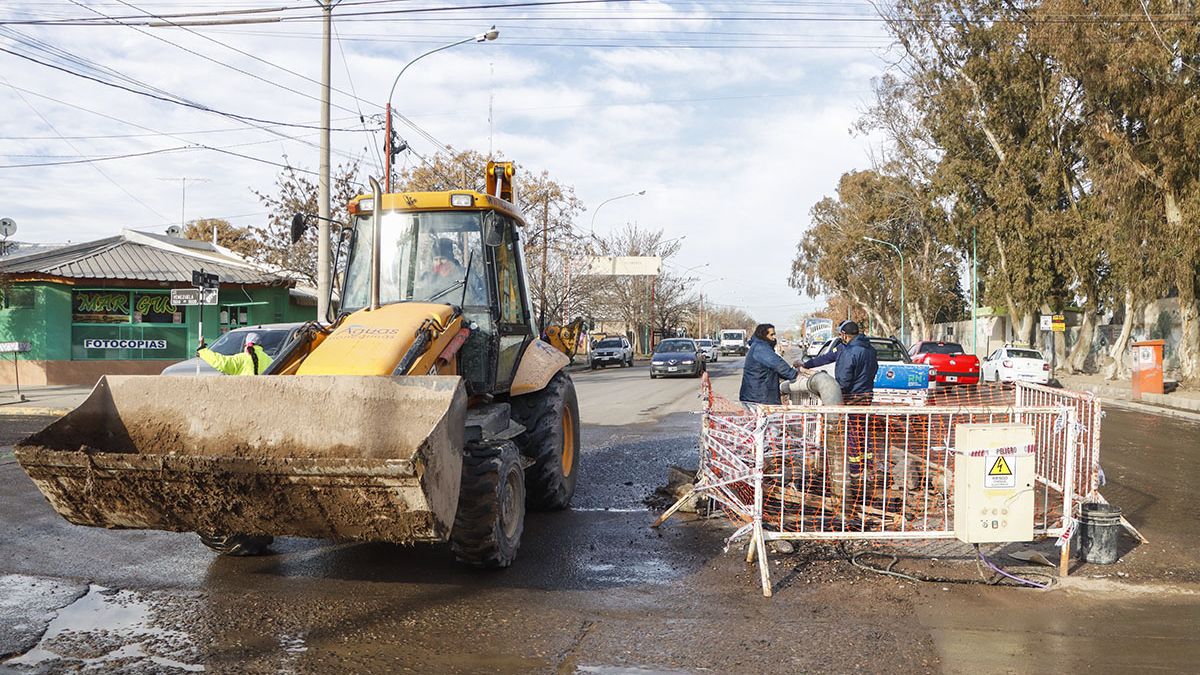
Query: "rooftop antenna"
0 217 16 256
156 177 211 232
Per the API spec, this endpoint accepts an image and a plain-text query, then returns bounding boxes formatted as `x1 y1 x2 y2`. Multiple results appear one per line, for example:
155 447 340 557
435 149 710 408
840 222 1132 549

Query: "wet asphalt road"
1 362 1199 673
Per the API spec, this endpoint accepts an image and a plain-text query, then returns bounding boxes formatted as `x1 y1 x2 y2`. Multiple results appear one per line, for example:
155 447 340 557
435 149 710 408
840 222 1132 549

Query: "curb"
0 406 71 417
1065 381 1200 420
1090 396 1200 424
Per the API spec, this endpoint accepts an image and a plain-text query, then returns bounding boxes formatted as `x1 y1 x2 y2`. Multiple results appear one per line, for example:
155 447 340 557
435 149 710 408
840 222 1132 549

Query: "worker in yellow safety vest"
196 332 273 376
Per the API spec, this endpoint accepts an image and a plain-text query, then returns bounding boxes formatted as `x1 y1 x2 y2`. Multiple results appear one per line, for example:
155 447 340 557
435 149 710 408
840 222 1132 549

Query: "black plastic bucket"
1078 503 1123 564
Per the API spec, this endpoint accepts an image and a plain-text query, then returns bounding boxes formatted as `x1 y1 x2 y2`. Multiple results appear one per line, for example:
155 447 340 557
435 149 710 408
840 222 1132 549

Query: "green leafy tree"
251 159 362 285
183 218 257 258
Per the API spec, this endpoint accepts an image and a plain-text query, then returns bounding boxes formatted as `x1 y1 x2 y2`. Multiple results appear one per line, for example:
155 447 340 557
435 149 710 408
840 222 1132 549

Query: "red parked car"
908 341 980 385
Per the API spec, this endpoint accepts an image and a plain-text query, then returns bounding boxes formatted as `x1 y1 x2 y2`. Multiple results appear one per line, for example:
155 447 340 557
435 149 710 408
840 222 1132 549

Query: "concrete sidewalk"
0 385 93 416
1057 373 1200 423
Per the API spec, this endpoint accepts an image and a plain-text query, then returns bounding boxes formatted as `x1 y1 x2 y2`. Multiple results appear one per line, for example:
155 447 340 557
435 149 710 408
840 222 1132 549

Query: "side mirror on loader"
482 211 503 247
290 214 308 244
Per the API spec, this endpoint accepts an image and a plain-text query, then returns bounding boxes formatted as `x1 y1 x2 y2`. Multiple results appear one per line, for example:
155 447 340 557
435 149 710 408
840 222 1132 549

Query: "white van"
718 329 747 356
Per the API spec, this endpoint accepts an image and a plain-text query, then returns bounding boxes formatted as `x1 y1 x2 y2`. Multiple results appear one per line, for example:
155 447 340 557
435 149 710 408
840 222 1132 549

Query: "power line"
106 0 382 119
0 0 635 26
0 42 367 131
1 74 172 220
93 0 464 170
333 19 384 176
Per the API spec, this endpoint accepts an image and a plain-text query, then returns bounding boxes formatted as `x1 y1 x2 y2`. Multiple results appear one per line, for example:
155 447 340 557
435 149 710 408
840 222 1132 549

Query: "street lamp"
589 190 646 237
646 236 686 349
697 277 724 338
863 236 906 346
384 26 499 191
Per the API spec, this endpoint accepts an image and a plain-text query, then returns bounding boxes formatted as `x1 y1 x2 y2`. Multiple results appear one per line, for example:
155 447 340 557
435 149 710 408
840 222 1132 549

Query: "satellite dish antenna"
0 218 16 238
166 225 182 237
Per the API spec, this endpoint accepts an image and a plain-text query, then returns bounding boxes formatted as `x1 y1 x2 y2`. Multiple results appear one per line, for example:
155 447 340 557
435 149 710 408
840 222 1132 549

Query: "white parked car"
981 346 1051 384
589 336 634 369
696 338 719 362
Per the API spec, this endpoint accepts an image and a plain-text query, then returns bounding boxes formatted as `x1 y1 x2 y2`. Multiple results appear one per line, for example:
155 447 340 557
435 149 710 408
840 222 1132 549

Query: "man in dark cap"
801 320 878 401
419 237 466 299
801 320 879 474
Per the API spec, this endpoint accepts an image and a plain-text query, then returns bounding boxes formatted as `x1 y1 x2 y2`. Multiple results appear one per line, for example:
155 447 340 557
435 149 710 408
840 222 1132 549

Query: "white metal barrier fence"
660 380 1107 596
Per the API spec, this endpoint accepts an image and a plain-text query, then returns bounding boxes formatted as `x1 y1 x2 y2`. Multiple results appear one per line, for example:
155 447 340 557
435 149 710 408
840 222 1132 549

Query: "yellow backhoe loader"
15 162 580 567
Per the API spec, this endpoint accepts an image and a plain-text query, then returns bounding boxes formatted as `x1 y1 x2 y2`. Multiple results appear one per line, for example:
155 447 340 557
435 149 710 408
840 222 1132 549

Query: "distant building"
0 230 316 385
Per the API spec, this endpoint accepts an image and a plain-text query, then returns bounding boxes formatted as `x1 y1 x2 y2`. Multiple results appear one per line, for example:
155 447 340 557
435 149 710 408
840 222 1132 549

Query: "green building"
0 230 316 385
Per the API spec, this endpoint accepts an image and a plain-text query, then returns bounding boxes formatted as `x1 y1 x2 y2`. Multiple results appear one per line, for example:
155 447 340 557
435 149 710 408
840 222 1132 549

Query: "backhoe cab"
16 161 580 569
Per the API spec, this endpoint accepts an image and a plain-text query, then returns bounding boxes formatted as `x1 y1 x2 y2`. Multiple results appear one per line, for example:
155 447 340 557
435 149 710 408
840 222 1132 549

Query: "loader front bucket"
14 375 467 543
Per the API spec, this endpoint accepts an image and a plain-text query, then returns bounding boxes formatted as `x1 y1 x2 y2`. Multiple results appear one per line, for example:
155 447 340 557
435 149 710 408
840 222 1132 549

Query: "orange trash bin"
1131 339 1165 400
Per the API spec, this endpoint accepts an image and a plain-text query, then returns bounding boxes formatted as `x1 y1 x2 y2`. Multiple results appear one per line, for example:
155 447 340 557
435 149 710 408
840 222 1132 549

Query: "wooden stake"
755 523 773 597
652 488 696 528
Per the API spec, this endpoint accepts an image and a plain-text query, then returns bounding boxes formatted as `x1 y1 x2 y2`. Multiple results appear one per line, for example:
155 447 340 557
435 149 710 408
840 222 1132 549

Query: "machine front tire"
510 371 581 511
198 533 273 557
451 440 525 568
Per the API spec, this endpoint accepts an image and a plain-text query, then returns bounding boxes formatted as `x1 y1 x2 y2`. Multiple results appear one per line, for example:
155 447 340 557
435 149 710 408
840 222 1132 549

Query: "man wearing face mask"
739 323 803 405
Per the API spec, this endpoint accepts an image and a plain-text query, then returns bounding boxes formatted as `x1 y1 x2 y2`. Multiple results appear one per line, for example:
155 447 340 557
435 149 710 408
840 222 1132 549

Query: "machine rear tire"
451 440 525 568
198 533 273 556
510 370 580 511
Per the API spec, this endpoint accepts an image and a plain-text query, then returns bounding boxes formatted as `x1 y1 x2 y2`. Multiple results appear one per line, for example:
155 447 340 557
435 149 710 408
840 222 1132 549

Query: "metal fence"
668 379 1103 596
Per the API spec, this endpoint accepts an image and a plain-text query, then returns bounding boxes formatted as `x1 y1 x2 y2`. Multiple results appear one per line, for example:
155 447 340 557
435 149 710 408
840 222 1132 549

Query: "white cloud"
0 1 897 320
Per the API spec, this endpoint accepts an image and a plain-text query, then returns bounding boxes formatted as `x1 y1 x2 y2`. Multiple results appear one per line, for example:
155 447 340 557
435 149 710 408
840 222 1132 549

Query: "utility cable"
71 0 365 120
102 0 466 170
0 33 368 164
844 545 1057 589
333 19 384 176
0 44 365 132
1 74 172 220
108 0 382 118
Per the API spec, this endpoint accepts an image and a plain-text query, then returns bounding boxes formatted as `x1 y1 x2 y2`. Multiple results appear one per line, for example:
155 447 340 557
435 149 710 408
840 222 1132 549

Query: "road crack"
554 618 595 675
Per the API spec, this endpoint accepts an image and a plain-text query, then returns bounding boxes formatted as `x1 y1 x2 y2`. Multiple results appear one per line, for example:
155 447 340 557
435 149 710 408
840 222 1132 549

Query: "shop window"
72 290 130 323
72 324 189 360
133 293 183 324
71 290 187 360
220 305 250 329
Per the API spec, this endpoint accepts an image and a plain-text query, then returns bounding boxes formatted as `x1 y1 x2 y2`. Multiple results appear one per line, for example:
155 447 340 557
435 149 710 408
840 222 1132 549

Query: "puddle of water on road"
4 584 204 672
582 556 677 585
577 665 694 674
571 507 648 513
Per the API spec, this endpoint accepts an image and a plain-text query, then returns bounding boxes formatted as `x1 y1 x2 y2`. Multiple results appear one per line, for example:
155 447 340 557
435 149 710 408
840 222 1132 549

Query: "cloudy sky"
0 0 897 326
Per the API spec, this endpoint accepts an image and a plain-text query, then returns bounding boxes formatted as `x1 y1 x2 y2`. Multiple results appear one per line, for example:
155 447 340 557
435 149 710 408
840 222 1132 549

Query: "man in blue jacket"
801 320 879 473
801 320 878 401
739 323 802 405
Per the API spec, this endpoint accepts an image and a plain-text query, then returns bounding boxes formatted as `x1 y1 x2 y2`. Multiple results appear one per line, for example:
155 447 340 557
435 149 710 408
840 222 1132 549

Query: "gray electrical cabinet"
953 423 1036 544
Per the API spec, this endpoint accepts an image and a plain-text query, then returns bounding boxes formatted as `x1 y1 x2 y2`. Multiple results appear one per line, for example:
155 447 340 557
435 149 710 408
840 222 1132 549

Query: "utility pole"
316 0 333 323
650 277 657 351
540 198 549 332
972 225 978 357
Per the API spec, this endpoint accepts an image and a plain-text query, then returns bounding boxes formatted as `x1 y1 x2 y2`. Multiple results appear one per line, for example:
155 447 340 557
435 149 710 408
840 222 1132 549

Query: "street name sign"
171 288 218 306
171 289 202 305
584 256 662 276
192 270 220 289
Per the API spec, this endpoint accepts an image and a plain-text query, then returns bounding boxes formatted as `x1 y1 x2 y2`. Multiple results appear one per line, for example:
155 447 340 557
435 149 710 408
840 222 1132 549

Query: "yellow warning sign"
988 456 1013 476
